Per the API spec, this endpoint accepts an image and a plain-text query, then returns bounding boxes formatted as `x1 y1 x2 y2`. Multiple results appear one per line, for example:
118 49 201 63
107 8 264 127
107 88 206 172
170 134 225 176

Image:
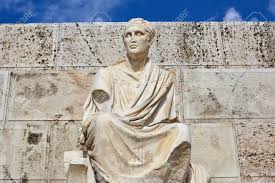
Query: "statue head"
123 18 155 57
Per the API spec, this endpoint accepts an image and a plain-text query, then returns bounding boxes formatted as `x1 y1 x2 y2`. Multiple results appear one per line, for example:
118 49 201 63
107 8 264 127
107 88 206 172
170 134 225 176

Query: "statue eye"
125 32 131 38
135 31 144 36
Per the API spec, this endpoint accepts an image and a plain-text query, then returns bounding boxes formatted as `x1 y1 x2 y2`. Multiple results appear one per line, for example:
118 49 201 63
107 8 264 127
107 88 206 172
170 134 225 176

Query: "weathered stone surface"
0 26 9 67
57 22 224 66
149 23 183 65
48 121 80 179
189 122 239 177
57 23 125 67
0 22 274 68
0 24 57 67
241 176 275 183
149 22 223 66
184 69 275 119
0 122 48 180
0 71 9 122
8 71 95 121
235 119 275 178
174 22 223 66
211 178 240 183
222 22 275 67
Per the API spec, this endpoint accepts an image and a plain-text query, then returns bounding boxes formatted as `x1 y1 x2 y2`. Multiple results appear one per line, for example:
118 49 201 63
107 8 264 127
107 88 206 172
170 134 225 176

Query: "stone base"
64 150 96 183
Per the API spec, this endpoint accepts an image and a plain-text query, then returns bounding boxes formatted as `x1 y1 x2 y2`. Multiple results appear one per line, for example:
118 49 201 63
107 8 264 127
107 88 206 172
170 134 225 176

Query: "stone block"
47 121 80 179
57 23 125 67
189 122 239 177
0 26 9 66
221 22 275 67
0 122 48 180
174 22 223 66
0 71 9 122
1 24 57 67
49 180 66 183
184 69 275 119
8 71 95 121
241 176 275 183
211 178 240 183
147 22 223 66
235 119 275 178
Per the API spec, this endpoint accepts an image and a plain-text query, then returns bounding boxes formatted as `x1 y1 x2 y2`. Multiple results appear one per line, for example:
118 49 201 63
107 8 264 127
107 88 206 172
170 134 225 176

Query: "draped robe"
81 60 206 183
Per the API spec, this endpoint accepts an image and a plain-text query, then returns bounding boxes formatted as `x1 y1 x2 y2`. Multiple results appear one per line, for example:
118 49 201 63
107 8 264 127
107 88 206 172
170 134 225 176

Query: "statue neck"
125 53 149 73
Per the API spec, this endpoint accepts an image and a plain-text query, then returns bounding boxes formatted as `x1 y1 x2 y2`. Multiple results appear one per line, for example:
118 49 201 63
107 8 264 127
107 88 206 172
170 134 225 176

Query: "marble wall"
0 22 274 183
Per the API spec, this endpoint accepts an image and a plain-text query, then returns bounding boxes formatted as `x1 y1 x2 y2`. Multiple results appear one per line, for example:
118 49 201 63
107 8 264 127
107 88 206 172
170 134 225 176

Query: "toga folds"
81 60 193 183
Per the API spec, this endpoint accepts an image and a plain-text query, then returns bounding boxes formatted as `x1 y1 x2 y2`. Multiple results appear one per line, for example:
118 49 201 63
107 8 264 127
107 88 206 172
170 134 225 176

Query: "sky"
0 0 274 23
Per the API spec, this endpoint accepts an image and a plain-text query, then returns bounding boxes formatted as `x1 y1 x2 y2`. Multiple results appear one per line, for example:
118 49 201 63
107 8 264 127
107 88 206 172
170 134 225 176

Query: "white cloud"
42 0 126 22
0 0 34 13
268 0 275 16
206 16 217 21
223 7 242 21
0 0 128 22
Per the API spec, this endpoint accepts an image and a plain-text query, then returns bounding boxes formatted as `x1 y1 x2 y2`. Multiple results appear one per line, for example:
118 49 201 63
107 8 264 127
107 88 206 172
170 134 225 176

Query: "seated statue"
69 18 210 183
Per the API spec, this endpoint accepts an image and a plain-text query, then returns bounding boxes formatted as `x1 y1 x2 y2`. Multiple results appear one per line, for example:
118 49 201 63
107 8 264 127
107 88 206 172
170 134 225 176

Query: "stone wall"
0 22 274 183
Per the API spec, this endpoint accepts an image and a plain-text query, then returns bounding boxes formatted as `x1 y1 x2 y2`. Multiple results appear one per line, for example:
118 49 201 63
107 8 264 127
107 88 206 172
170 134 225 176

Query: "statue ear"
147 33 154 46
149 38 154 46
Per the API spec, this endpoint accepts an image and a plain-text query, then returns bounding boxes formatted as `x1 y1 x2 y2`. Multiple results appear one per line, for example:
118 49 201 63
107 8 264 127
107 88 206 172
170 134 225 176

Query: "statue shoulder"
94 59 126 81
97 58 125 72
157 66 177 79
96 59 122 74
110 59 125 67
96 67 110 77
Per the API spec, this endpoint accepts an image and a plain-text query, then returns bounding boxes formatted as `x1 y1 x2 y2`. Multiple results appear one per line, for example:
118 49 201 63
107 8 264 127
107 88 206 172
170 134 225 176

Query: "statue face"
123 24 151 55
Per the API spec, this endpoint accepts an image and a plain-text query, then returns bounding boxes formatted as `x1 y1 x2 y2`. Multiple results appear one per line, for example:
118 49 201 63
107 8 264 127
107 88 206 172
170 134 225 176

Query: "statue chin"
125 44 150 59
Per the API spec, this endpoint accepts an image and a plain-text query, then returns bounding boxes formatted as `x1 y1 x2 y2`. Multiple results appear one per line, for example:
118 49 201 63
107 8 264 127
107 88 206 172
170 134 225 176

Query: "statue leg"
187 163 211 183
164 141 191 183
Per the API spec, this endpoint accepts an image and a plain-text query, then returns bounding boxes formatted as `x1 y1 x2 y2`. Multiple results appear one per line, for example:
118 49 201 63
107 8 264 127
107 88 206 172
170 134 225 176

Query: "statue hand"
80 114 96 151
81 114 95 135
79 132 87 151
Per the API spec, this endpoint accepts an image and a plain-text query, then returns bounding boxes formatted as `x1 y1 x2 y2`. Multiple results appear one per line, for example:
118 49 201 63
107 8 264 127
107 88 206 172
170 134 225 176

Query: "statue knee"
85 113 114 149
176 123 191 144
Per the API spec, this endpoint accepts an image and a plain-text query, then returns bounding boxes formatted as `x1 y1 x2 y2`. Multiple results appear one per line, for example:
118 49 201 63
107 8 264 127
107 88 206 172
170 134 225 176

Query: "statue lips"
130 44 137 49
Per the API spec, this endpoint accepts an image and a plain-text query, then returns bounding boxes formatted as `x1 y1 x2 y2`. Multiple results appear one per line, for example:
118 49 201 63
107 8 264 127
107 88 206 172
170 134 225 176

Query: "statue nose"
130 35 138 42
130 38 137 42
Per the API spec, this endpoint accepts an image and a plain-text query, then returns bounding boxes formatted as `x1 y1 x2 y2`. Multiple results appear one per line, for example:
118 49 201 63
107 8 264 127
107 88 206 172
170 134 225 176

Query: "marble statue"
64 18 210 183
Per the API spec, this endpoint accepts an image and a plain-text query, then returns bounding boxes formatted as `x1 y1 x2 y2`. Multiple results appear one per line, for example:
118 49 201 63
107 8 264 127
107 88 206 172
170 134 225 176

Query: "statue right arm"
79 68 112 149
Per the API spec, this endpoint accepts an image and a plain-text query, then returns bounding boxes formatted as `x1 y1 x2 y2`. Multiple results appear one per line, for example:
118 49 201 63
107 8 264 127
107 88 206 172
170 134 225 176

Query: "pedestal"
64 150 96 183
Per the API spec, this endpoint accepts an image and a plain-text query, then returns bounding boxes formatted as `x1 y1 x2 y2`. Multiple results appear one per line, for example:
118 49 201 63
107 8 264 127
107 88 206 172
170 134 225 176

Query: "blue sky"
0 0 274 23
